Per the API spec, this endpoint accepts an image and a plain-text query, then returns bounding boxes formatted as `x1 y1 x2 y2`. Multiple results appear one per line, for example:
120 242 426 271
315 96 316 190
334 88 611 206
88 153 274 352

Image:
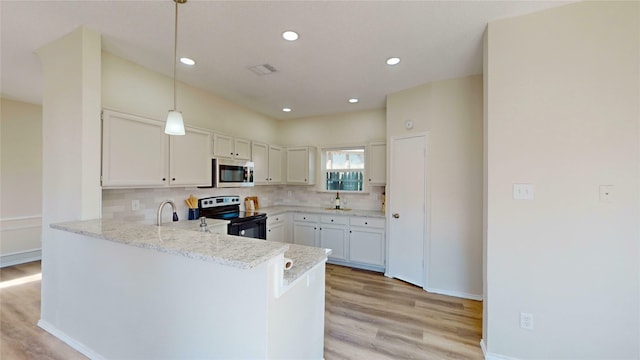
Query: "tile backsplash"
102 185 385 224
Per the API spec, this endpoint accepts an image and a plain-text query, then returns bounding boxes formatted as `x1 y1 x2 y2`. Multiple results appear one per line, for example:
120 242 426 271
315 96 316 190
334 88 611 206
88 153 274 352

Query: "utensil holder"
188 208 199 220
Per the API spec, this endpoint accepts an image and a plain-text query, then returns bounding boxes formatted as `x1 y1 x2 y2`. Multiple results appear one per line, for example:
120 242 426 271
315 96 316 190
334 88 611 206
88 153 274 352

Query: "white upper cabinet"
252 142 283 185
286 146 316 185
213 133 233 158
368 142 386 185
102 110 168 187
252 142 269 184
268 145 283 183
169 127 212 186
213 133 251 160
234 138 251 160
101 110 211 188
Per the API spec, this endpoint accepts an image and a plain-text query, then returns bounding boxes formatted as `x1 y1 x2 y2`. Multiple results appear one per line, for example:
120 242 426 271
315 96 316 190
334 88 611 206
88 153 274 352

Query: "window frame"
319 145 367 193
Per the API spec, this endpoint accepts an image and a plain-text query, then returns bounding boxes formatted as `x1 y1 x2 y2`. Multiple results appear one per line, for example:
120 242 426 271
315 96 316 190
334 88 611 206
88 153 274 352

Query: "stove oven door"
228 217 267 240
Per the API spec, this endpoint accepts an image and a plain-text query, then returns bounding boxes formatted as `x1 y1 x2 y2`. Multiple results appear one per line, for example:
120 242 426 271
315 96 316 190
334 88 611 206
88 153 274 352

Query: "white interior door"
386 133 428 288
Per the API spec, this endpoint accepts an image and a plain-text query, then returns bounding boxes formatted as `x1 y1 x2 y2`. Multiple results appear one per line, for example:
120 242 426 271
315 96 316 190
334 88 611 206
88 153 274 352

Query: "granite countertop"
260 205 385 218
51 219 288 270
160 218 230 231
282 244 331 286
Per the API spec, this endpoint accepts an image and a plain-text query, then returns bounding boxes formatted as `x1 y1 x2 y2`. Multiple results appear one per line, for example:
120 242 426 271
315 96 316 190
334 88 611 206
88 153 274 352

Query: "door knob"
392 213 400 219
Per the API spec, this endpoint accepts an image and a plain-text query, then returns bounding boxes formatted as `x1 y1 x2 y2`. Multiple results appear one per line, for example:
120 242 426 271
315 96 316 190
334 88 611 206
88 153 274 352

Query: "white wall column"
36 26 101 321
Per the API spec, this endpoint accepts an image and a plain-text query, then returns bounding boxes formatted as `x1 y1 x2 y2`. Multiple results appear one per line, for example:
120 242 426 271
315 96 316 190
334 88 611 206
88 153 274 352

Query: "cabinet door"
349 227 385 266
368 142 386 185
286 147 315 185
267 221 286 242
268 145 283 183
293 222 317 247
234 138 251 160
252 142 269 185
102 110 168 187
169 127 212 186
320 224 348 260
213 133 234 158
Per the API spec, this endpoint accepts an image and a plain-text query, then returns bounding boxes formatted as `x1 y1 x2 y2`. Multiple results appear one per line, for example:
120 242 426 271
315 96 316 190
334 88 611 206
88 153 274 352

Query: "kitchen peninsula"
40 219 330 359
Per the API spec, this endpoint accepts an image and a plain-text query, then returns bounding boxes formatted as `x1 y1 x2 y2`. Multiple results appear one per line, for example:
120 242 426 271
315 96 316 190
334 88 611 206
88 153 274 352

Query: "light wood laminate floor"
1 261 482 359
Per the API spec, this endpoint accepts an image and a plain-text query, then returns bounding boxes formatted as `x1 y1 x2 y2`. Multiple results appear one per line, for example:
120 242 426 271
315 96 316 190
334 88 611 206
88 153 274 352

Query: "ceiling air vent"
248 64 278 76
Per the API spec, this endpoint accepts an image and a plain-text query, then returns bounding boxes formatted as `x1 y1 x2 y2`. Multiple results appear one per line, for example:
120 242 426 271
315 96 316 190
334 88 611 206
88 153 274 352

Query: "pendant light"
165 0 186 135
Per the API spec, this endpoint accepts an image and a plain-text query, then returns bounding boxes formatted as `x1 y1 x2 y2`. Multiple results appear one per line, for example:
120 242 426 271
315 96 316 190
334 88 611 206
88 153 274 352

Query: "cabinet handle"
268 229 271 232
369 178 372 181
172 178 176 181
304 178 307 182
393 213 400 219
350 230 352 233
162 178 166 181
365 222 368 225
331 219 334 222
314 227 316 230
236 153 239 156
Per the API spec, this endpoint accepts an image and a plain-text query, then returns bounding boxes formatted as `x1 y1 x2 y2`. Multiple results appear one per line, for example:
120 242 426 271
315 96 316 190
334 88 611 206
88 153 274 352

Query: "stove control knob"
240 230 246 236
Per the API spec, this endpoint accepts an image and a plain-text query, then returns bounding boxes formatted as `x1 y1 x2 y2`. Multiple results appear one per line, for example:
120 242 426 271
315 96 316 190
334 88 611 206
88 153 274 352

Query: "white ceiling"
1 0 570 120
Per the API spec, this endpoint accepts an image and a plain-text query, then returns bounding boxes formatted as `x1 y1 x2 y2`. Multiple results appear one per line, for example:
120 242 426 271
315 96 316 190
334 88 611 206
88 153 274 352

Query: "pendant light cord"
173 0 178 110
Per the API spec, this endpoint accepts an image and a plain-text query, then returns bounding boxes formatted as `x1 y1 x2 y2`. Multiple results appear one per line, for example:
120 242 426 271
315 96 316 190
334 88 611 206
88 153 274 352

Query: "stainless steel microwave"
200 158 254 188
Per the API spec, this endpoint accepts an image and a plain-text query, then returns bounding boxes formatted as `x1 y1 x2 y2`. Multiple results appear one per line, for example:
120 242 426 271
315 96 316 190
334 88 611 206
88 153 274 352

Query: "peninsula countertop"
51 219 330 285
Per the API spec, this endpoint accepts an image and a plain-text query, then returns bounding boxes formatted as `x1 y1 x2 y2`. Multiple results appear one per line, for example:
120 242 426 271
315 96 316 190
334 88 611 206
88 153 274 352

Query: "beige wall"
102 52 281 144
278 108 386 147
484 2 639 358
386 75 484 298
0 98 43 263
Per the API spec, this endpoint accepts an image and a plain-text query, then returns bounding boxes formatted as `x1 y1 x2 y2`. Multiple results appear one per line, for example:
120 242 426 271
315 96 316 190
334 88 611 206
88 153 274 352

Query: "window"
322 147 365 192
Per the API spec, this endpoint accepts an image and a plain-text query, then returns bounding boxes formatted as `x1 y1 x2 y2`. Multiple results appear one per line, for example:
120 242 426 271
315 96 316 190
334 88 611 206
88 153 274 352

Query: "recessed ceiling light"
348 98 359 104
282 31 299 41
180 57 196 66
386 57 401 66
282 107 292 112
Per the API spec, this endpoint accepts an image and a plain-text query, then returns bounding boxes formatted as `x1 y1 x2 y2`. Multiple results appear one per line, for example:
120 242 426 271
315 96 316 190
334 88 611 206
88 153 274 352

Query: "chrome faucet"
157 200 179 226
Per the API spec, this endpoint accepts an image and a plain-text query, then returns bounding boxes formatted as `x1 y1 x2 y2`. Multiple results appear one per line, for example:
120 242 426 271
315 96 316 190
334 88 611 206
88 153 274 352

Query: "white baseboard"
0 249 42 268
480 339 521 360
425 286 483 301
37 319 105 360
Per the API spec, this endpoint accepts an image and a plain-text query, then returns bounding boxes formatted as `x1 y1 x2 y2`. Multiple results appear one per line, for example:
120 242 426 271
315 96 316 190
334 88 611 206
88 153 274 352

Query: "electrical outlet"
520 312 534 330
131 200 140 211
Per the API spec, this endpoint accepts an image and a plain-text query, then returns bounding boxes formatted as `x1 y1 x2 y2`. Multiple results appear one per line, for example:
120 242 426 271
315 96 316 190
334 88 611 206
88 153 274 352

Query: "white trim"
0 249 42 268
0 216 42 231
38 320 106 360
480 339 521 360
425 286 483 301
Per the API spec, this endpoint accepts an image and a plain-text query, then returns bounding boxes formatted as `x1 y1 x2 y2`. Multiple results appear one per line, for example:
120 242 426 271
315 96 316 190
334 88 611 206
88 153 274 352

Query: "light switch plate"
513 184 534 200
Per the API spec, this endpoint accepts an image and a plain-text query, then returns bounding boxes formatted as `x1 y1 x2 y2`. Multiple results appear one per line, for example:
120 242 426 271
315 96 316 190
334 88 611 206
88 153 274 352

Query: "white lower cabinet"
293 213 318 247
290 212 386 271
267 213 290 243
319 216 348 261
349 217 386 267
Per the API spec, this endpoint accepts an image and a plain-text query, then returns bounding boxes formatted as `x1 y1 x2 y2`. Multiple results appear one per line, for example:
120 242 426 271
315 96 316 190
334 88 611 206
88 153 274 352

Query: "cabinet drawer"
267 213 286 225
320 215 348 225
350 217 385 228
293 213 319 223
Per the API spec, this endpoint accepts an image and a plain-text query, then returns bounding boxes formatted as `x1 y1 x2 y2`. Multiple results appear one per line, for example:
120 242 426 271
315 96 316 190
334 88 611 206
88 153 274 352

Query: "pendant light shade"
165 110 185 135
165 0 187 136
